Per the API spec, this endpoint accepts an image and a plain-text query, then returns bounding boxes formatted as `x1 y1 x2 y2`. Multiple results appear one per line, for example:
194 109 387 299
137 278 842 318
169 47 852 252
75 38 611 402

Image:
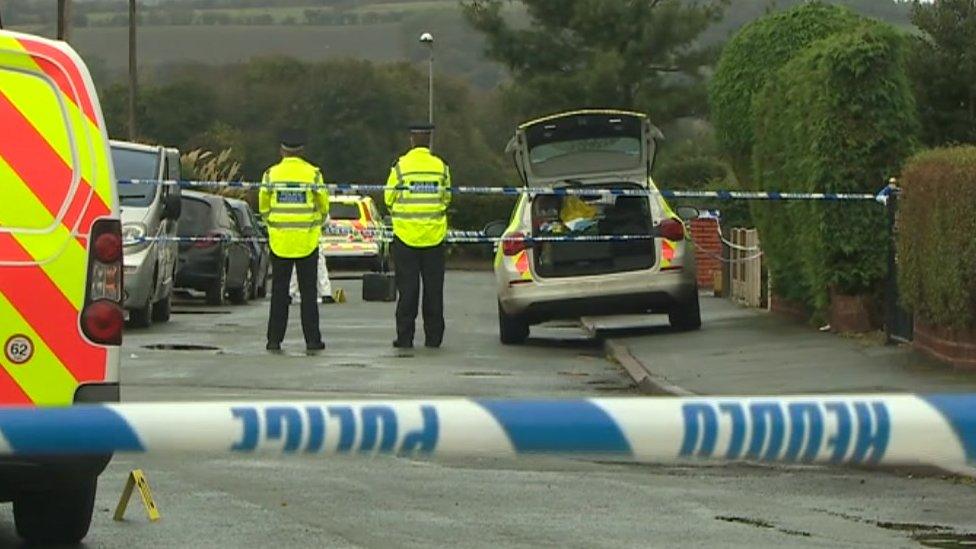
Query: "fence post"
884 184 912 344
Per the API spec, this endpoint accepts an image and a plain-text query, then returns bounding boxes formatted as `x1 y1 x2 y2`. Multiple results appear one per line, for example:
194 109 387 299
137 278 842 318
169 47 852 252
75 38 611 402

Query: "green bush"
751 23 919 311
449 195 517 231
710 2 861 183
898 147 976 329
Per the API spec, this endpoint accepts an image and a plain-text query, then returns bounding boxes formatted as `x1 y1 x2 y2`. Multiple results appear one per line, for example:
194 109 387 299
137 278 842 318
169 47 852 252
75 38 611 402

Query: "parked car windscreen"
113 146 161 207
178 198 212 236
330 202 362 220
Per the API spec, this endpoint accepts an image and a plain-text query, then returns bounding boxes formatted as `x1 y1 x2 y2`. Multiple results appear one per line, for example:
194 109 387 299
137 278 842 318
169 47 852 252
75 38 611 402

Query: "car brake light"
502 232 528 256
94 232 122 263
193 232 223 248
83 219 124 345
82 300 124 345
659 219 685 242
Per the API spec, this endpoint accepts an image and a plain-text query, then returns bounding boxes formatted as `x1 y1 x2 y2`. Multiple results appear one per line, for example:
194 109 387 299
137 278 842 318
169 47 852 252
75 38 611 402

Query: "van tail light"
502 232 528 256
83 219 124 345
193 232 223 249
659 219 685 242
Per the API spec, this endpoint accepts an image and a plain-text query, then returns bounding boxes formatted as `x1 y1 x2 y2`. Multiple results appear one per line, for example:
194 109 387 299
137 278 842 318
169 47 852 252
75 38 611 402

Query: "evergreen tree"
462 0 728 123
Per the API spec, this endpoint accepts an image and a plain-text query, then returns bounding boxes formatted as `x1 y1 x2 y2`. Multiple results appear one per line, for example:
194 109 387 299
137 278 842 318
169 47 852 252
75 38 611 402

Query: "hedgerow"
898 147 976 329
710 2 862 183
751 23 919 311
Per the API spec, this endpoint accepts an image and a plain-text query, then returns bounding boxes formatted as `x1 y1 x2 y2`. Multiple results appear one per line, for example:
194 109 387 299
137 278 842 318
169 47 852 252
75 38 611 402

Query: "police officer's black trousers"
393 238 445 346
268 251 323 347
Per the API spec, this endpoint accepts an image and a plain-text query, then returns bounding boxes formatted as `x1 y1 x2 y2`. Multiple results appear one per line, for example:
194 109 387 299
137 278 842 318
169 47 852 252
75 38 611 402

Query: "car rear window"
330 202 361 221
113 147 160 208
524 114 644 178
178 198 212 236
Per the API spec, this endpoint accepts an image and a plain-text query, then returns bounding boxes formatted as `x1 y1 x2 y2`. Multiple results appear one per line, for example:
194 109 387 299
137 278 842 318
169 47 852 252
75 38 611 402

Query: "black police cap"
279 129 307 149
408 123 435 134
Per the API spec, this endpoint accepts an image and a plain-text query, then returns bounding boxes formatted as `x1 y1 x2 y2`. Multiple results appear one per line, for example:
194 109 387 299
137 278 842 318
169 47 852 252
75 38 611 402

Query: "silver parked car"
114 141 182 327
491 110 700 344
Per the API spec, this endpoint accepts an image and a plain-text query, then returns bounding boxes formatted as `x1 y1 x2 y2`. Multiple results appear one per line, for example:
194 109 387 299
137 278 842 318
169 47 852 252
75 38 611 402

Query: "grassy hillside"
8 0 912 90
69 23 403 69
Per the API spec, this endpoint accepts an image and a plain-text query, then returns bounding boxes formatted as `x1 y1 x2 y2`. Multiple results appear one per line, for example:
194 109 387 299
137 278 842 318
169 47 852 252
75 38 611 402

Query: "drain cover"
333 362 368 369
457 371 511 378
142 344 221 351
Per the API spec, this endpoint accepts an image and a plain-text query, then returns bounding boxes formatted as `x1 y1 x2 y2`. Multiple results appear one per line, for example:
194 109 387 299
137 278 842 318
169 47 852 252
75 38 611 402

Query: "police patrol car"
492 111 701 344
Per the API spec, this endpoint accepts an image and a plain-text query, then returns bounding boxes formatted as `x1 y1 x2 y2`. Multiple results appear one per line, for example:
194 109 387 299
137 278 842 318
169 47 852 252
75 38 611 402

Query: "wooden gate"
730 228 763 308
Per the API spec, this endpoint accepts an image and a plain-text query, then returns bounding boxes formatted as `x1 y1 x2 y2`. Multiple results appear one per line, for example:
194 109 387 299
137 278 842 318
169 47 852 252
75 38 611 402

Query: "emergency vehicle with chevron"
0 30 122 544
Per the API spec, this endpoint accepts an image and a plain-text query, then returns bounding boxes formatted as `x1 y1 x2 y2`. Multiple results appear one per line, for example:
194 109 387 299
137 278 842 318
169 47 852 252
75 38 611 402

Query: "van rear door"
0 30 119 405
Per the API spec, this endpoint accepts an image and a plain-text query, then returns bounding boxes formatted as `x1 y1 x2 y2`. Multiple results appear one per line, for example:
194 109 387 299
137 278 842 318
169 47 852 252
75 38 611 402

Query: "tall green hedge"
898 147 976 329
710 2 862 183
751 24 918 311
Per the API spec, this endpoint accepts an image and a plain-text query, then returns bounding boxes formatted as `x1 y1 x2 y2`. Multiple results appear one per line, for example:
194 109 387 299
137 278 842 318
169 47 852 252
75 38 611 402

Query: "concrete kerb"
599 328 976 479
603 339 695 396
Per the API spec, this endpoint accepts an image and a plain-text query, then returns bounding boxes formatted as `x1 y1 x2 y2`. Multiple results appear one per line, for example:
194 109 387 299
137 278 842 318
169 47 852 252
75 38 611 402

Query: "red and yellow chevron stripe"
0 32 116 406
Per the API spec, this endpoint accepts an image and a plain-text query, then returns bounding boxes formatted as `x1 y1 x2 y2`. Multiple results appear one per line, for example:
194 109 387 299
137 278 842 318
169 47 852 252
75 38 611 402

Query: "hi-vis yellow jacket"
259 157 330 258
384 147 452 248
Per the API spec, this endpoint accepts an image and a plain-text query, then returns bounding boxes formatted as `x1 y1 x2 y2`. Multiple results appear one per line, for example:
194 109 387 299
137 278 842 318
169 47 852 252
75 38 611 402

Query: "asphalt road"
2 271 975 547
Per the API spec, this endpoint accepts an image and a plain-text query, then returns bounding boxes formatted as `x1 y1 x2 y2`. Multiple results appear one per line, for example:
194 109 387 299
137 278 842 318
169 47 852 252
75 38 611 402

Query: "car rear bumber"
323 201 381 257
0 31 119 406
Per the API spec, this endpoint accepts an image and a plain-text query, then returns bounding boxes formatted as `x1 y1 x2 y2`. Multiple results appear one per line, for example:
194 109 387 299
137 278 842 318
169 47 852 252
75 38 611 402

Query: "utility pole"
419 32 434 149
128 0 138 140
57 0 72 42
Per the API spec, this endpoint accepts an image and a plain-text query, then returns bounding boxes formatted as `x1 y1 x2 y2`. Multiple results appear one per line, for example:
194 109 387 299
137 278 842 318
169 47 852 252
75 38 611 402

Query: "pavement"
600 294 976 396
2 272 975 547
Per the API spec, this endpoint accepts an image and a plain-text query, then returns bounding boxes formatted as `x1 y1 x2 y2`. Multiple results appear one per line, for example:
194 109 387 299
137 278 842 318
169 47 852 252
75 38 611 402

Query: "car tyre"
669 289 702 331
498 300 529 345
248 264 259 300
206 265 227 306
152 292 172 322
14 476 97 545
229 267 251 305
129 298 153 328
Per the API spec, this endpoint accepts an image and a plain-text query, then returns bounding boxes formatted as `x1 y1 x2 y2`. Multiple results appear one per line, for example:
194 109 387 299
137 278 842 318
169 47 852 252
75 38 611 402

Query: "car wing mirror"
164 192 182 220
483 220 507 238
675 206 700 222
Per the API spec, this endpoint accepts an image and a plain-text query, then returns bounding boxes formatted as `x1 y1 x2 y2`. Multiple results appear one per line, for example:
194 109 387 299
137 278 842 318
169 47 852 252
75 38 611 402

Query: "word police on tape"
0 396 973 469
122 179 885 202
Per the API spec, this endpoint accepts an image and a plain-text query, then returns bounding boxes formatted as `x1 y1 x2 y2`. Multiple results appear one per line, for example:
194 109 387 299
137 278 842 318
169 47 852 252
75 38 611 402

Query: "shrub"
751 23 919 311
449 195 517 231
898 147 976 329
710 2 861 183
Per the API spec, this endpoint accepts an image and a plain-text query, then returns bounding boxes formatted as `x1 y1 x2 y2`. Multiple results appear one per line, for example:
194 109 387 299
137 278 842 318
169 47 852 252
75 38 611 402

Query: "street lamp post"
420 32 434 148
128 0 138 140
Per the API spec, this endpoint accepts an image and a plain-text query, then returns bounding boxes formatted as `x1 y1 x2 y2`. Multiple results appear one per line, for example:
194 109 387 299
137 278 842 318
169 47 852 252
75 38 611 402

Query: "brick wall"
690 218 722 290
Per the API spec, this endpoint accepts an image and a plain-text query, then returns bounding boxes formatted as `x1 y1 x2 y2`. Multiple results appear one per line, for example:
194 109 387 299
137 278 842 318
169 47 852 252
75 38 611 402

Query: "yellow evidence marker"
114 469 161 522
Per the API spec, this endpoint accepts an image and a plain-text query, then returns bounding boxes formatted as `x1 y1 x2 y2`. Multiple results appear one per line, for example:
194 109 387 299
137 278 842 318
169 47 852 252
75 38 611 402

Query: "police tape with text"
1 395 973 470
123 179 888 202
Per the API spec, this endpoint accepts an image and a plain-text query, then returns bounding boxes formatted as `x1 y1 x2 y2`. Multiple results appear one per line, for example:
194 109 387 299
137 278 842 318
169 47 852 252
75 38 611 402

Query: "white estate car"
491 110 700 344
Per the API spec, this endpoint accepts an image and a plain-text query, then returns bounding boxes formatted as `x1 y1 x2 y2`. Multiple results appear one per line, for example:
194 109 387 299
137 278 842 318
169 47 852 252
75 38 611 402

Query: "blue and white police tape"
123 231 663 247
121 179 883 202
2 395 974 469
